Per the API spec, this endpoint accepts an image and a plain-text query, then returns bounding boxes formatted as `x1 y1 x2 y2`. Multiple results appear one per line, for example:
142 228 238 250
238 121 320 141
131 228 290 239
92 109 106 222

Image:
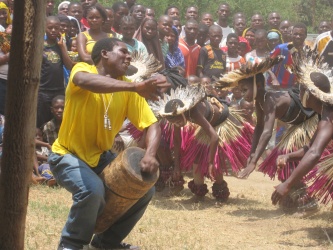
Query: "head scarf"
267 29 284 43
165 26 185 69
134 18 165 69
67 16 82 34
238 36 251 55
0 3 11 25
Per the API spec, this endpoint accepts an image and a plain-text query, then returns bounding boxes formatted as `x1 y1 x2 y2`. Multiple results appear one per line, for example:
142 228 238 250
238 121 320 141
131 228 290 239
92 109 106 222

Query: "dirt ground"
26 171 333 250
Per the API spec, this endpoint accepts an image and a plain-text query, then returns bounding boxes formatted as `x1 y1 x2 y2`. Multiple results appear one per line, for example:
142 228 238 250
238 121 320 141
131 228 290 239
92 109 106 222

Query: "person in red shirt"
179 19 201 77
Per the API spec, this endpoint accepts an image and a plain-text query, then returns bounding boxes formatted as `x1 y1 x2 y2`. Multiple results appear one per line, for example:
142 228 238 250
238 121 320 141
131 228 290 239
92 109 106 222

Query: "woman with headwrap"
0 2 11 32
267 29 283 51
165 26 185 70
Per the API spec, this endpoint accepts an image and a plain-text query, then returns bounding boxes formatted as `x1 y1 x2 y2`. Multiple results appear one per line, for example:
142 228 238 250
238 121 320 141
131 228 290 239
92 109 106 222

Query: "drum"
94 147 159 233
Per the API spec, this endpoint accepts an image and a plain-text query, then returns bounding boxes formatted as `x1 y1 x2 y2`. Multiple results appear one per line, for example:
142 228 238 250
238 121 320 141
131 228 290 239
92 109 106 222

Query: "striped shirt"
179 38 201 77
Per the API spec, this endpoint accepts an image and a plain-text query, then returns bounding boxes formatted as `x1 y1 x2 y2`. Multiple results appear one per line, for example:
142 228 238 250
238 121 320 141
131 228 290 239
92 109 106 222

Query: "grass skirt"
180 108 253 177
125 119 196 151
258 115 319 181
307 149 333 204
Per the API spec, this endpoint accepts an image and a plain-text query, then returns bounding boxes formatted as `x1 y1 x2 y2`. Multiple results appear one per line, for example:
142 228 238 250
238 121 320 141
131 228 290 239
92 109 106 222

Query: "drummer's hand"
134 74 170 101
140 154 159 174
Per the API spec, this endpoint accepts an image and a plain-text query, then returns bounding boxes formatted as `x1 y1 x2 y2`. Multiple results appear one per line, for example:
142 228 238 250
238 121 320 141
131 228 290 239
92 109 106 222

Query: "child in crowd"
239 99 256 127
37 16 73 128
42 95 64 146
35 128 51 164
229 86 243 107
245 29 270 64
188 75 200 85
196 23 209 47
215 86 231 104
225 33 246 72
120 16 148 57
200 76 211 85
197 25 226 80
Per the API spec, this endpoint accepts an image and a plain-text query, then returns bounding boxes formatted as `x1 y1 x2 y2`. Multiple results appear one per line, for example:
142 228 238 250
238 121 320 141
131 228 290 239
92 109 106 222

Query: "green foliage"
55 0 332 32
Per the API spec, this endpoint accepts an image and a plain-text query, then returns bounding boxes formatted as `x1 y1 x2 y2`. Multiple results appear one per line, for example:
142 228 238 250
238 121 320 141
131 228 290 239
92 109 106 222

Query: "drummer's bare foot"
31 175 47 185
47 178 57 187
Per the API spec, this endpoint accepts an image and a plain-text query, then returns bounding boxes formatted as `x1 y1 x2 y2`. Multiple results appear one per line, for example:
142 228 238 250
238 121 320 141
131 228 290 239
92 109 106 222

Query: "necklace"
101 93 113 130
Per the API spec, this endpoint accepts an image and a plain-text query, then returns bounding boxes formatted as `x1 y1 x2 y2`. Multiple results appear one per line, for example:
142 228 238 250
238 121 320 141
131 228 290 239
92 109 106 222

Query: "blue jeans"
48 151 155 250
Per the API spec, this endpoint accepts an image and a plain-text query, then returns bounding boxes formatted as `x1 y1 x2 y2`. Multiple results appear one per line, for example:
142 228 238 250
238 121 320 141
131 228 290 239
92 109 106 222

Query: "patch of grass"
25 173 333 250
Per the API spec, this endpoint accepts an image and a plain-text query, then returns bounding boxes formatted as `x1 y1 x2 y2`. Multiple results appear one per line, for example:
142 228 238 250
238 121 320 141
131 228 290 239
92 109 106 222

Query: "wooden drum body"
94 147 159 233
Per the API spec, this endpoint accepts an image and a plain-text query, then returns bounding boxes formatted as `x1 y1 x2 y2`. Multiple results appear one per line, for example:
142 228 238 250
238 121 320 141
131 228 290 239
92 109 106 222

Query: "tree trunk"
0 1 45 249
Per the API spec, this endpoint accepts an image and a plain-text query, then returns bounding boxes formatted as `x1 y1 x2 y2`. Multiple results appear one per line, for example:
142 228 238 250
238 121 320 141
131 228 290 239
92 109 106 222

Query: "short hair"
164 5 179 15
105 7 114 12
58 14 70 23
218 3 230 8
293 22 307 35
130 4 146 14
209 24 222 33
186 6 198 12
198 23 209 32
185 18 198 26
158 15 172 23
51 95 65 106
227 33 238 41
255 29 267 37
46 16 60 23
68 2 82 9
112 2 128 12
120 15 136 26
268 11 280 18
91 38 123 65
86 4 108 21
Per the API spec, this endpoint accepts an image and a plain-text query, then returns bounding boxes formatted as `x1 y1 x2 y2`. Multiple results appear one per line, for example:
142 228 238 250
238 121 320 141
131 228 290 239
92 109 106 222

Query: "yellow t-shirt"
52 62 157 167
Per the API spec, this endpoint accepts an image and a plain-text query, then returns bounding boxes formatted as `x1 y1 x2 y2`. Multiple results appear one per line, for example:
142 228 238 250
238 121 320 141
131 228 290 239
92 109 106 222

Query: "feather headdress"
216 55 284 88
149 84 206 118
126 51 162 82
290 46 333 106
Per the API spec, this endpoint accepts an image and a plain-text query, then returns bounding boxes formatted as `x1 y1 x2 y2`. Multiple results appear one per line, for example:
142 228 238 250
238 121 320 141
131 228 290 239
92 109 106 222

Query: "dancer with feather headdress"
217 54 324 214
271 55 333 208
149 83 253 202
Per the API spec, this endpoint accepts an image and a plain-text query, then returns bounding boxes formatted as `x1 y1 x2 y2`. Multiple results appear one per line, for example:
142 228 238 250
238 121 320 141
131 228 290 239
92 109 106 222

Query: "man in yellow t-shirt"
49 37 168 250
